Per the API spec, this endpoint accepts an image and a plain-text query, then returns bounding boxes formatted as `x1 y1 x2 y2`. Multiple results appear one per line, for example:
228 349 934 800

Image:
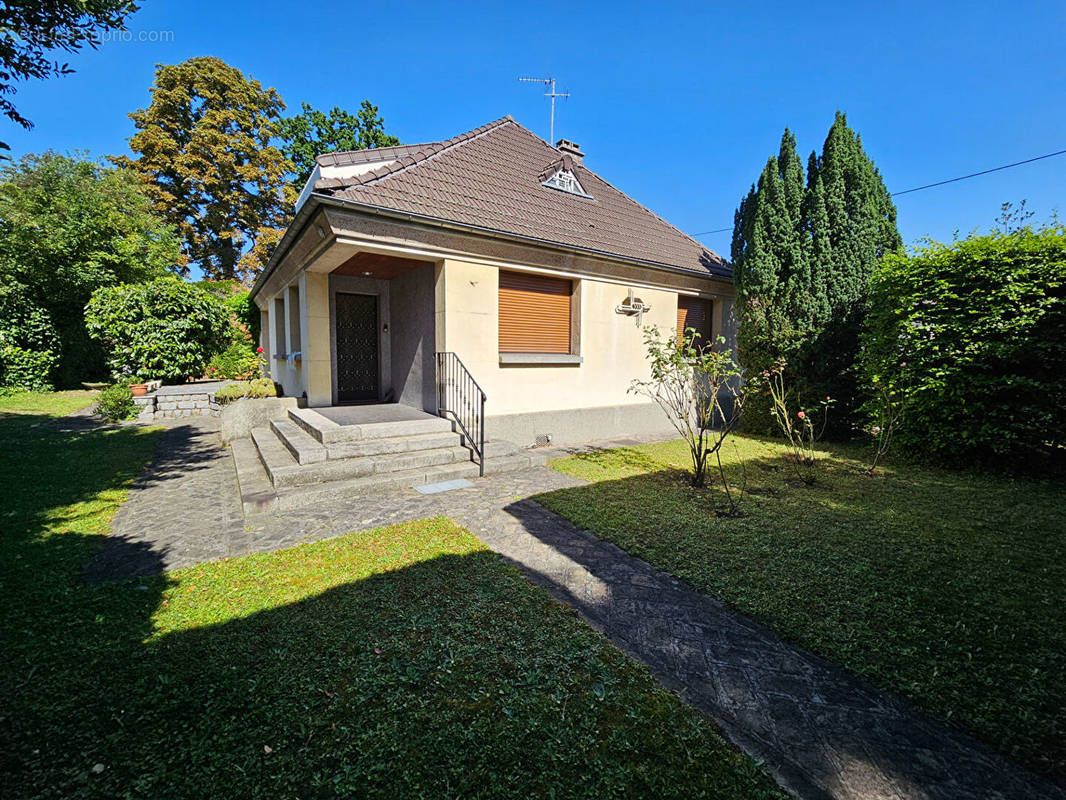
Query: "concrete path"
88 420 1065 800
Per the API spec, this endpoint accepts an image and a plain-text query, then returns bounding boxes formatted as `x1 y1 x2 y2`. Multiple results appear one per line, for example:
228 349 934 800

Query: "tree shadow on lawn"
528 458 1066 787
2 550 782 800
0 417 782 799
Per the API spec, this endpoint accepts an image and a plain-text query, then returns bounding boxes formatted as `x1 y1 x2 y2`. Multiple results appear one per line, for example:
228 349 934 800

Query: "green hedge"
85 278 231 383
862 225 1066 466
0 290 59 391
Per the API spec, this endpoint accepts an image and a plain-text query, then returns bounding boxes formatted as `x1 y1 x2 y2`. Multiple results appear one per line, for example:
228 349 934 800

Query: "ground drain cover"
413 478 475 494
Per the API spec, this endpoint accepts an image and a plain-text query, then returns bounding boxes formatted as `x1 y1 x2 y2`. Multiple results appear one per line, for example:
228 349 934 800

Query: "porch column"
300 270 332 407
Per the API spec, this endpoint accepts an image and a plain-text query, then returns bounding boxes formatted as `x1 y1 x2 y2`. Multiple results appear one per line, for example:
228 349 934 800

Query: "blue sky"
5 0 1064 263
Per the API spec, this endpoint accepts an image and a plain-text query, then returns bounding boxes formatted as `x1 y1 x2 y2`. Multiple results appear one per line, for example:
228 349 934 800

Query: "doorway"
334 292 380 403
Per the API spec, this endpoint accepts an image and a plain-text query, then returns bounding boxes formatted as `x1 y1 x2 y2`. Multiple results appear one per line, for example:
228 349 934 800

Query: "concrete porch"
258 249 438 413
232 403 547 514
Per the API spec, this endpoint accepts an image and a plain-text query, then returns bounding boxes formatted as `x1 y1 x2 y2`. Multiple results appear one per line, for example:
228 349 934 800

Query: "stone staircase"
231 406 546 514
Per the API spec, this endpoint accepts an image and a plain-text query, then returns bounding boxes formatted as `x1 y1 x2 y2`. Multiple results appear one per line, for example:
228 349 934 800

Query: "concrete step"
288 407 452 444
270 418 328 465
230 436 278 514
250 425 302 488
270 460 483 511
479 439 521 458
326 430 462 460
268 444 474 489
234 432 549 515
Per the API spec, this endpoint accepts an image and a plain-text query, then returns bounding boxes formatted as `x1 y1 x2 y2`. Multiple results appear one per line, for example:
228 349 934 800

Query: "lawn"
0 388 98 416
539 435 1066 779
0 392 783 799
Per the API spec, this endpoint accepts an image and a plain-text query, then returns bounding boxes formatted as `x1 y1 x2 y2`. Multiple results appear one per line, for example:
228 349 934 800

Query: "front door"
335 292 379 403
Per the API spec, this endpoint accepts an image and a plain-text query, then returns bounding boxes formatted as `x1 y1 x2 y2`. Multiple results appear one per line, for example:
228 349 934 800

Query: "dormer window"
542 168 590 198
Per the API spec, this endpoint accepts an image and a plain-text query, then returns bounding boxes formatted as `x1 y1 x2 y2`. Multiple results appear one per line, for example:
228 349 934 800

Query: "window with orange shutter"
498 271 572 354
676 296 714 347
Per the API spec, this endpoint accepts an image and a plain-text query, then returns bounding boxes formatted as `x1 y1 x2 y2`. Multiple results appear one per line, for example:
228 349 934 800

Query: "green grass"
0 389 97 416
0 394 783 800
540 436 1066 778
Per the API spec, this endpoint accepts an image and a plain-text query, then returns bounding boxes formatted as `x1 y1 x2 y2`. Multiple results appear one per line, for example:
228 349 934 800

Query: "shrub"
630 325 746 514
206 339 261 380
248 378 278 398
0 290 59 391
225 290 261 344
213 378 278 405
0 345 57 392
862 224 1066 466
213 383 247 404
85 278 231 383
96 383 137 422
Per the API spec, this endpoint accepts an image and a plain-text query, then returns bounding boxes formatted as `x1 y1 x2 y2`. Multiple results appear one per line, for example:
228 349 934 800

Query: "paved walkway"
88 419 1064 800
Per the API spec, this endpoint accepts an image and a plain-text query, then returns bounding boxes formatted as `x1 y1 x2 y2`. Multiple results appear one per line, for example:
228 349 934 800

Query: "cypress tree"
800 113 901 428
733 130 810 372
732 112 901 433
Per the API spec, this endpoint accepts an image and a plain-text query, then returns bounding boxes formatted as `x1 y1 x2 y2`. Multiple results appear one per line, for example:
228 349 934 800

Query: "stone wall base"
487 403 677 448
135 392 222 421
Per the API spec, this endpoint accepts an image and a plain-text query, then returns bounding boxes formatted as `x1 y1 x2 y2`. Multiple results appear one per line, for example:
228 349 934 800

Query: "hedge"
85 278 231 383
862 225 1066 466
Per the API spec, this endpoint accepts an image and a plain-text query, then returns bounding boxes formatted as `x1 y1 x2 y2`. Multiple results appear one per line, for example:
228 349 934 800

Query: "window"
541 168 590 197
499 270 572 354
273 297 286 356
677 296 713 347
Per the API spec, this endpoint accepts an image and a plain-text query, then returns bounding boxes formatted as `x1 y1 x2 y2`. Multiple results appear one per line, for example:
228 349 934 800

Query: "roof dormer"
539 154 591 198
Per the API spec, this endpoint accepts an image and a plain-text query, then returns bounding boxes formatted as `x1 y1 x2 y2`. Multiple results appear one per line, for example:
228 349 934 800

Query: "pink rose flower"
256 346 264 353
797 411 805 419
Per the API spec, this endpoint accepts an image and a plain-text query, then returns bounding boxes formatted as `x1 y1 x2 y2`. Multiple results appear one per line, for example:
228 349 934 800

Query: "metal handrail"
435 352 487 476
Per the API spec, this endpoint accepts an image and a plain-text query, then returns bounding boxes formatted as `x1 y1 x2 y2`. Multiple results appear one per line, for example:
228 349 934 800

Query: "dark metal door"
335 293 379 403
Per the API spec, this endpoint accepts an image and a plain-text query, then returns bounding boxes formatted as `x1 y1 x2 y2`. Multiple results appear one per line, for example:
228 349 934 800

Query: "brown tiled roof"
311 117 730 278
316 143 438 168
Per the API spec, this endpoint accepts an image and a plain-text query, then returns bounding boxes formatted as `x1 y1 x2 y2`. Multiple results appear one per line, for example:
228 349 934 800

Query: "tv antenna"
518 76 569 143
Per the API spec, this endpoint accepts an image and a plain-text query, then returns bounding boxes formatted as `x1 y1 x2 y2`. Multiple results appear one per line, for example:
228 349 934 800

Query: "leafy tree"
85 277 231 383
116 57 293 282
0 152 182 384
0 1 138 149
277 100 400 185
732 112 900 433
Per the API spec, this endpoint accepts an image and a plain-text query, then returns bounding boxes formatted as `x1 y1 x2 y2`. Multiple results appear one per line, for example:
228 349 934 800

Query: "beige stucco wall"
259 240 735 423
436 257 731 417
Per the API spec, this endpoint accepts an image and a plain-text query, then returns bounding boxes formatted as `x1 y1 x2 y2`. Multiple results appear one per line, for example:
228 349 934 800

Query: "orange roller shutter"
499 271 572 353
677 296 713 345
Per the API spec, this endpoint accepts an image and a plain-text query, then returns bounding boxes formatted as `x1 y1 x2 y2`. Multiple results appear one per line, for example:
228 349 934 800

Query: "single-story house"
250 115 735 449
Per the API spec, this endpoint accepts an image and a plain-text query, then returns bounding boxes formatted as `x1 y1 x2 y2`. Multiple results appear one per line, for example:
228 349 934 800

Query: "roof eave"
317 193 732 281
251 192 732 303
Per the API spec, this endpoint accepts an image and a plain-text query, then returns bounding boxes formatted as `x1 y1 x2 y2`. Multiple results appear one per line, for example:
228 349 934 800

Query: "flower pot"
130 384 148 397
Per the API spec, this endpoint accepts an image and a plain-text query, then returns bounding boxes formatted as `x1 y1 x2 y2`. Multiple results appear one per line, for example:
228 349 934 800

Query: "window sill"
499 353 583 366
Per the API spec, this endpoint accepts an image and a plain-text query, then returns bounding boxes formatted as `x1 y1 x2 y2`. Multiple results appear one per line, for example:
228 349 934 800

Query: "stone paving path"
89 419 1065 800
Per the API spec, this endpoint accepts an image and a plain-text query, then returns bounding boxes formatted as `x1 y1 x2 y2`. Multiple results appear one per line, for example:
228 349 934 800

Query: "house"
249 116 735 463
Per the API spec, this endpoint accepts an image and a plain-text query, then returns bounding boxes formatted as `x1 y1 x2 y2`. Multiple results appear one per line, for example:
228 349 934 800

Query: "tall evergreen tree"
115 57 293 282
732 113 900 432
733 129 811 371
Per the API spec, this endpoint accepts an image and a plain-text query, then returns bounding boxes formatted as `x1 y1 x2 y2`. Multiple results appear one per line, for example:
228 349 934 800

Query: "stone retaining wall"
135 391 222 421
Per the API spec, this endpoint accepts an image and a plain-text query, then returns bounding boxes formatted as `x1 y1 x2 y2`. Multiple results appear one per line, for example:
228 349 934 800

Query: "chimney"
555 139 584 166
